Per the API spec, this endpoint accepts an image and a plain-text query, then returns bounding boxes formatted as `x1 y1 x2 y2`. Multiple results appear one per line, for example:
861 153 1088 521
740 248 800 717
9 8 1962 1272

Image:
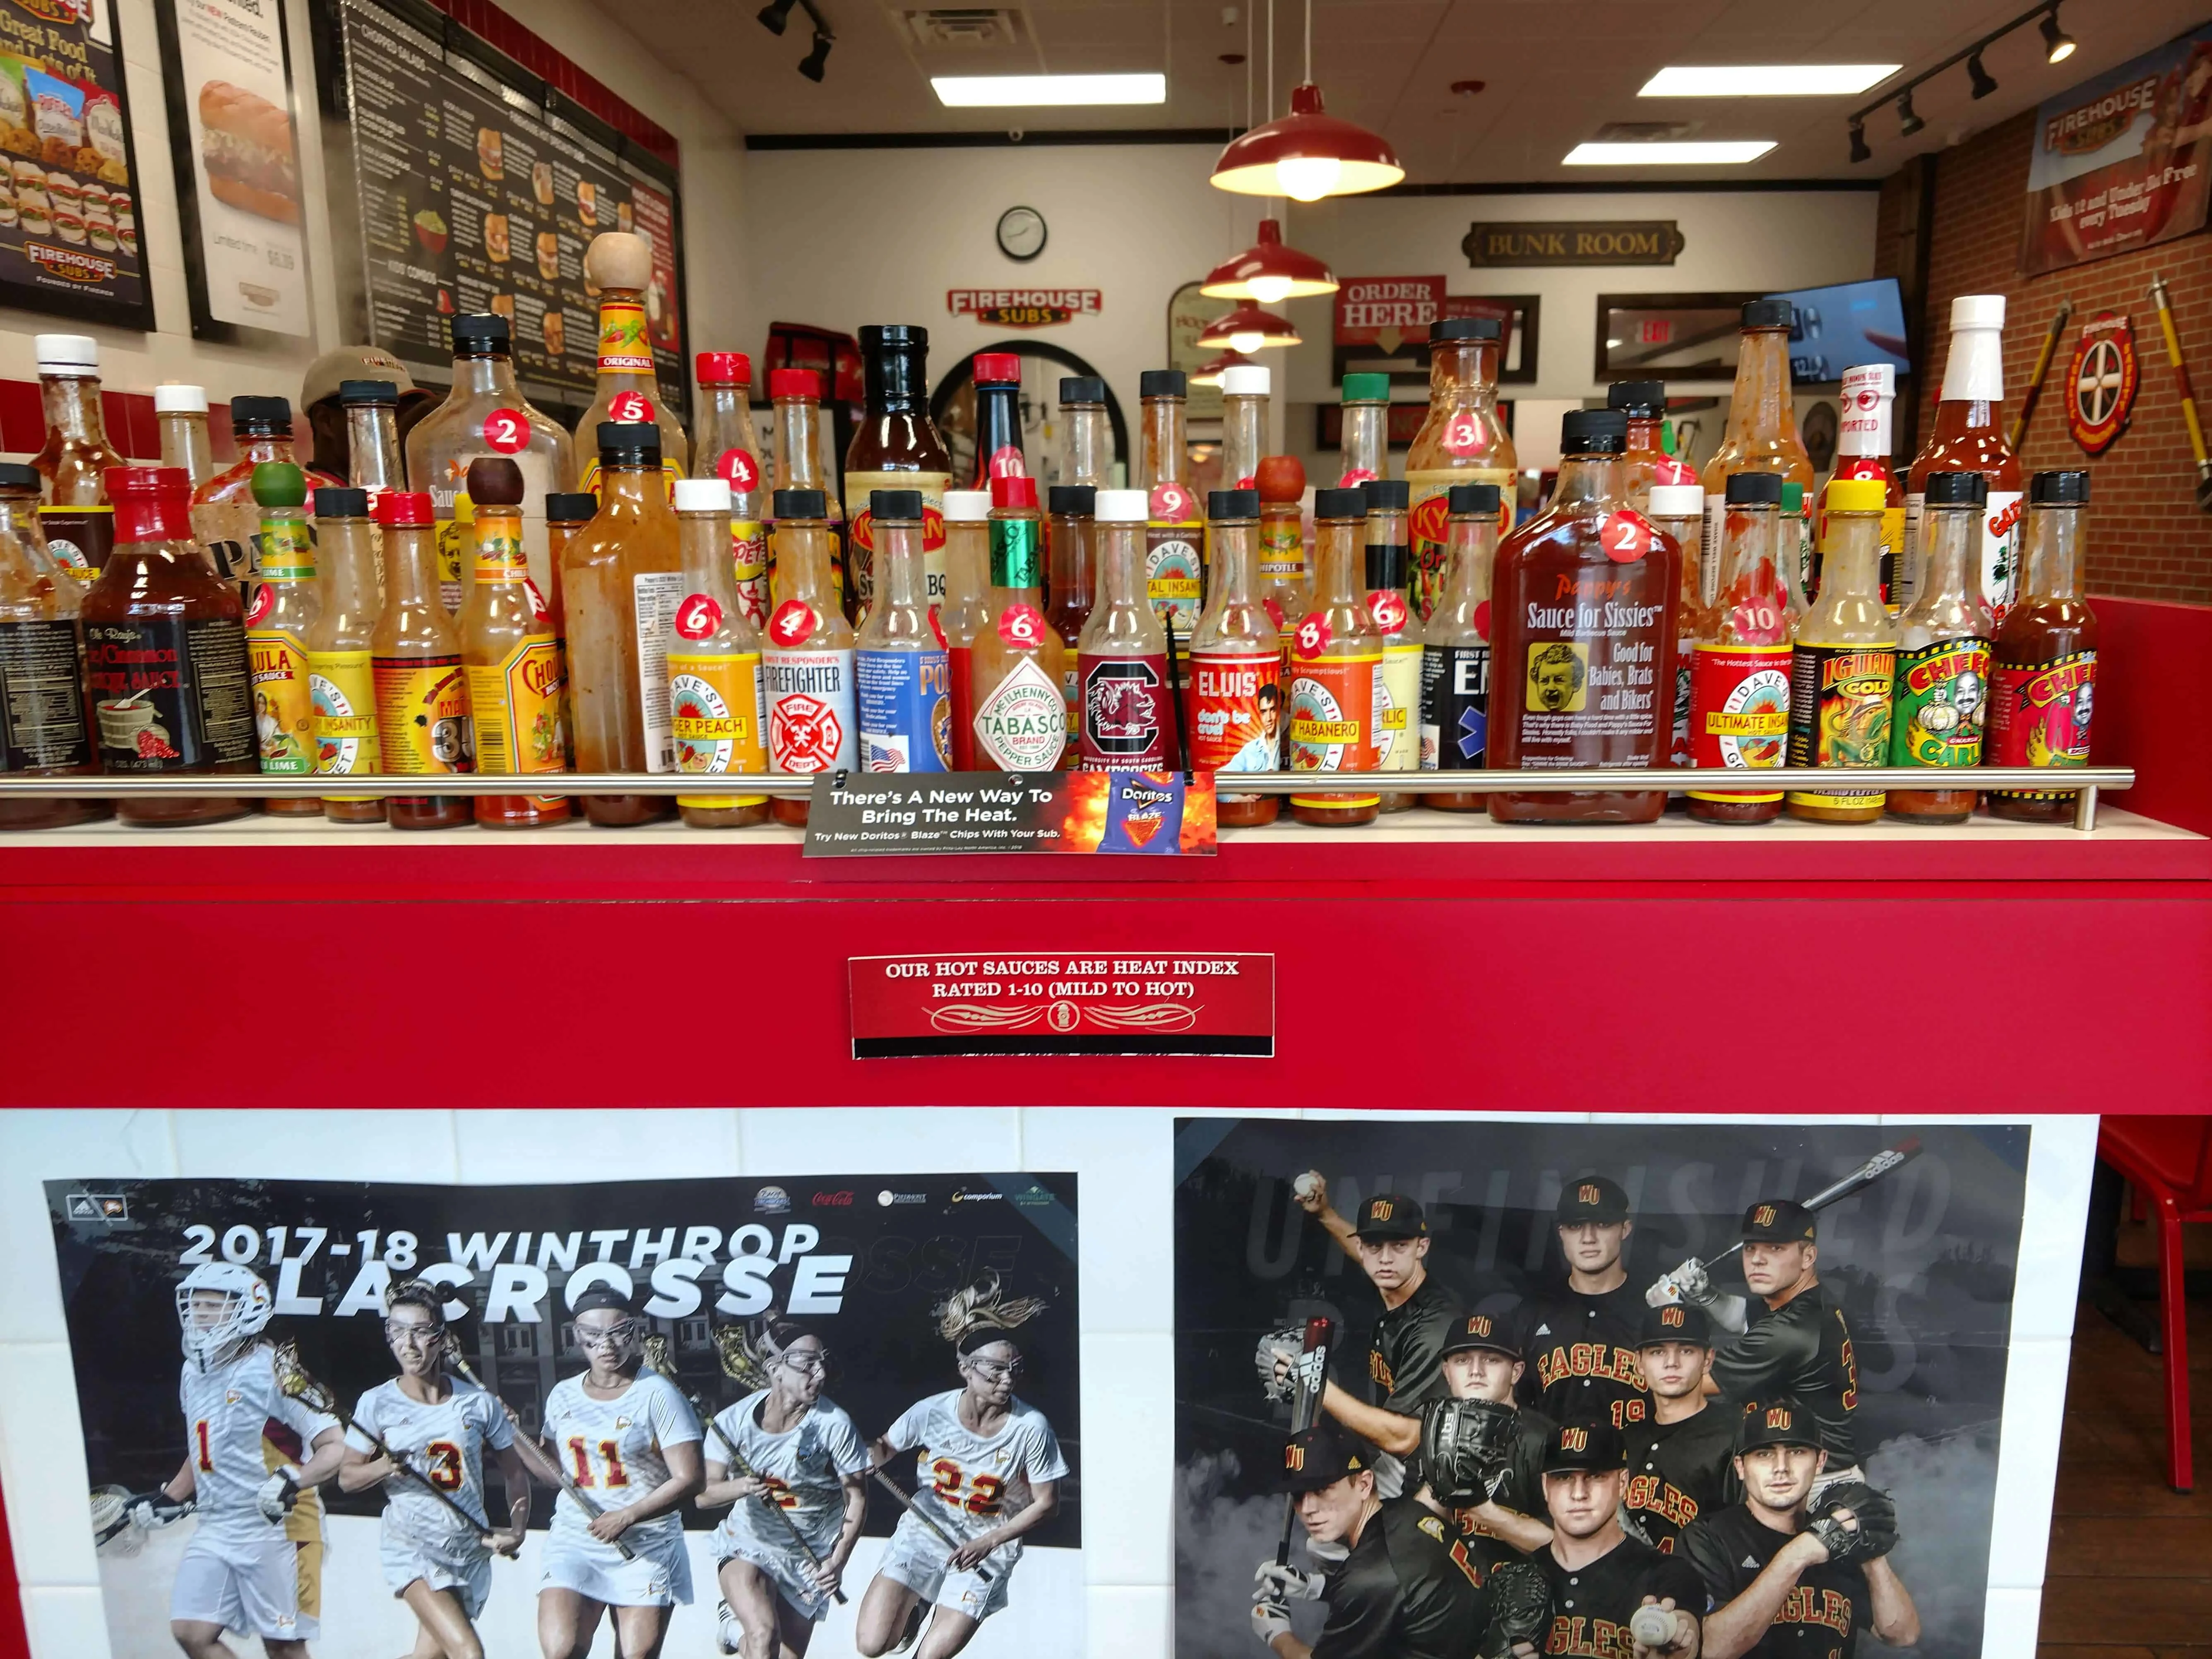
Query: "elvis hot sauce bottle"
1685 472 1801 825
1488 409 1679 825
668 477 769 828
1785 480 1897 825
1988 471 2099 822
1188 488 1281 826
764 488 856 826
1286 489 1382 827
0 461 98 827
855 490 951 773
82 466 255 826
971 474 1066 772
245 463 322 818
1078 489 1179 772
1887 471 1994 825
1419 483 1499 813
373 491 475 830
460 458 571 830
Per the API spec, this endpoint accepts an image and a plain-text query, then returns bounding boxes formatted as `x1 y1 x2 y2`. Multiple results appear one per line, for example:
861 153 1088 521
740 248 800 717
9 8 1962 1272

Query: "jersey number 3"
567 1437 632 1489
424 1440 464 1491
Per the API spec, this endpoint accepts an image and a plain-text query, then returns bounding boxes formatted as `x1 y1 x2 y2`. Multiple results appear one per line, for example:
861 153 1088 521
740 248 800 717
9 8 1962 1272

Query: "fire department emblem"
2066 311 2138 455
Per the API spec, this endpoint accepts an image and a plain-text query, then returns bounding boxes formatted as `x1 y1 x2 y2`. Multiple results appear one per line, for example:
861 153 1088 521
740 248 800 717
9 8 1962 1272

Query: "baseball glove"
1420 1395 1517 1507
1810 1480 1898 1560
1478 1560 1551 1658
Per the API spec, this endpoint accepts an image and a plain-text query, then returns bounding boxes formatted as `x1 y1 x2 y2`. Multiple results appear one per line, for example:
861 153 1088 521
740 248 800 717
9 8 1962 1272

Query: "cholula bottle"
0 461 97 827
1078 488 1178 770
1785 479 1897 825
1887 471 1993 825
971 475 1065 772
854 490 950 772
1187 488 1281 826
1286 489 1381 827
1988 471 2098 821
1406 317 1516 621
460 458 570 830
1685 472 1799 825
245 462 322 818
763 487 857 825
668 477 768 827
1419 483 1498 813
576 233 690 496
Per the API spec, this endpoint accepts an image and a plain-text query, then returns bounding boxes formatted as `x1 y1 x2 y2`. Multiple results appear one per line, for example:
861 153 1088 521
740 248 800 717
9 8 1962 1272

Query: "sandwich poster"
155 0 311 337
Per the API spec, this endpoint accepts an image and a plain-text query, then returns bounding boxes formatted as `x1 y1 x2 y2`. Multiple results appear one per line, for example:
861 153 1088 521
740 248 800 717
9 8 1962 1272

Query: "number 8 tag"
1599 509 1654 564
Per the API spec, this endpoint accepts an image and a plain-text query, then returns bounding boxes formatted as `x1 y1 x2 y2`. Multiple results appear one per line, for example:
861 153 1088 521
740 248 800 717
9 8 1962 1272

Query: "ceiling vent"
892 7 1030 50
1591 119 1702 142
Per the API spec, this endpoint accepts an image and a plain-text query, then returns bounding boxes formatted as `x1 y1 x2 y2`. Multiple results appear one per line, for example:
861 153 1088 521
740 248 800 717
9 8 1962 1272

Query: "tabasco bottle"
1887 471 1993 825
82 466 255 826
0 460 98 828
1137 370 1202 654
1338 374 1391 488
1905 295 2024 623
1046 484 1096 753
1256 454 1308 653
1287 488 1381 827
1419 483 1497 813
764 487 856 824
668 476 768 828
1685 472 1799 825
32 334 125 585
1700 300 1813 592
1187 487 1280 826
854 489 950 772
940 490 992 769
1488 410 1679 825
1363 479 1423 812
1823 363 1904 606
1647 482 1705 774
1079 488 1179 771
1785 479 1897 825
246 463 322 818
1058 376 1113 489
693 351 770 628
156 385 215 494
195 397 322 607
563 423 681 825
971 474 1065 772
576 232 689 496
1407 317 1517 623
971 353 1028 483
769 369 847 617
1612 380 1692 495
846 325 952 616
460 457 570 830
305 488 385 824
1988 471 2098 822
373 490 474 830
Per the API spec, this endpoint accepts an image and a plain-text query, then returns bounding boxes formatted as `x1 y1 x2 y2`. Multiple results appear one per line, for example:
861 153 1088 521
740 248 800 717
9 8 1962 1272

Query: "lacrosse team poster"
43 1171 1080 1659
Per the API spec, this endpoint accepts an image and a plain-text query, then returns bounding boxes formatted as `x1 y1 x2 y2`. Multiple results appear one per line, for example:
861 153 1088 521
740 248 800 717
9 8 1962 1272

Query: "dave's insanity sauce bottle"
460 458 570 830
1363 478 1423 812
1138 370 1202 657
971 353 1028 484
1905 294 2023 623
1785 479 1896 825
1700 300 1813 592
1407 317 1516 621
305 488 385 824
246 462 322 818
1988 471 2098 822
855 489 950 773
82 466 255 826
0 461 97 828
1887 471 1993 825
939 490 992 769
1286 488 1381 827
32 333 125 584
1488 409 1679 825
1188 488 1280 826
1079 488 1178 772
769 370 846 618
576 232 690 497
846 325 952 616
1419 483 1498 813
1046 484 1096 744
668 476 768 828
373 490 474 830
763 487 856 825
1058 376 1113 490
1685 472 1799 826
971 474 1065 772
692 351 770 628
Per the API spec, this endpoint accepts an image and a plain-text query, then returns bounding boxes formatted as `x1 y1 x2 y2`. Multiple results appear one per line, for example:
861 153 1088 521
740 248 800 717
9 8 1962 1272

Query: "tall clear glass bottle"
693 351 770 628
575 232 690 497
1138 370 1202 654
1220 366 1269 489
970 353 1028 484
667 477 768 828
1887 471 1994 825
1685 472 1799 825
1647 483 1706 777
1257 454 1308 656
1406 317 1517 622
970 474 1065 772
1059 376 1113 490
31 333 126 585
1188 488 1280 826
0 462 97 827
1988 471 2098 822
247 462 323 817
1363 478 1423 812
1700 300 1813 593
1611 380 1680 496
1824 362 1904 606
1286 489 1381 827
1904 295 2023 622
763 487 856 825
1418 483 1498 813
1784 479 1897 825
846 325 952 616
372 491 474 830
460 457 570 830
939 490 992 769
155 385 215 494
1078 489 1178 772
1337 374 1390 487
1046 485 1096 750
770 369 847 619
304 487 385 824
854 489 950 773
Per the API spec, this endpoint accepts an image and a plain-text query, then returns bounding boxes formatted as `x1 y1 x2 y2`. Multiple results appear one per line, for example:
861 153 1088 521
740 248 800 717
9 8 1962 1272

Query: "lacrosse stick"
442 1335 634 1560
90 1484 190 1554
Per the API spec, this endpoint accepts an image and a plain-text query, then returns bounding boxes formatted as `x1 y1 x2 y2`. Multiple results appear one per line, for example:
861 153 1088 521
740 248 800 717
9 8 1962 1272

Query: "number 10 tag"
1599 509 1654 564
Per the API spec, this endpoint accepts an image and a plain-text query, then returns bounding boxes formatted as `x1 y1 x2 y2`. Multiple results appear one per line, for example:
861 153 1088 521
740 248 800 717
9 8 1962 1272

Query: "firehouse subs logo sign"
2066 311 2139 455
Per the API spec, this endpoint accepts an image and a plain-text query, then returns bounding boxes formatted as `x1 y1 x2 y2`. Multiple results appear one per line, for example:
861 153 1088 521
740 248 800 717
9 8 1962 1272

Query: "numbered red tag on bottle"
986 446 1024 481
1599 509 1655 564
524 578 551 621
716 447 761 493
1294 612 1332 658
675 593 721 640
1473 599 1492 642
482 408 529 454
1443 414 1483 457
997 602 1046 648
608 390 656 424
245 583 274 626
1150 480 1195 522
769 599 817 647
1338 466 1378 488
1369 589 1408 633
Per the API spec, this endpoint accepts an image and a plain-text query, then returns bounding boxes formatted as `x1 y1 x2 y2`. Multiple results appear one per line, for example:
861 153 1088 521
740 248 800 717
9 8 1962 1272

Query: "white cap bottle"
34 334 98 374
941 489 991 522
1094 488 1149 522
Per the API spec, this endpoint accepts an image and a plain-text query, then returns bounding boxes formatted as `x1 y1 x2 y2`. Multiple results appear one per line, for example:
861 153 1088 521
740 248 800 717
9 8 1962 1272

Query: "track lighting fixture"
1967 50 1998 99
2040 6 2076 64
757 0 798 35
1844 2 2087 162
1848 121 1872 163
1897 89 1923 137
798 29 832 82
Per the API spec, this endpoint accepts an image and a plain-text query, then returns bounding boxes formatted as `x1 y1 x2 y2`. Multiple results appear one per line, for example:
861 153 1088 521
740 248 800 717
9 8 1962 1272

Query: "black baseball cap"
1440 1309 1521 1361
1737 1395 1820 1452
1638 1302 1714 1347
1277 1422 1369 1493
1556 1175 1630 1224
1741 1199 1817 1243
1352 1193 1426 1240
1542 1419 1628 1474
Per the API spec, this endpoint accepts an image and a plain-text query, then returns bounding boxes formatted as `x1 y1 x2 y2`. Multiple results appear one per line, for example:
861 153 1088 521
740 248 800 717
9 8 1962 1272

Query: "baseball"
1292 1172 1322 1201
1630 1606 1675 1649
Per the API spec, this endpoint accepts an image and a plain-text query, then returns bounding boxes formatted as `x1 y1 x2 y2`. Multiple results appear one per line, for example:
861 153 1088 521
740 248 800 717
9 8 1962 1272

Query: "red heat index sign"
850 952 1275 1057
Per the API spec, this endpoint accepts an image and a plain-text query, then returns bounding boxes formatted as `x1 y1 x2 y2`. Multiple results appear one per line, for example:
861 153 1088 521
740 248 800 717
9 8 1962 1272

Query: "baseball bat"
1275 1315 1335 1568
444 1337 635 1561
2148 274 2212 511
2008 299 2073 452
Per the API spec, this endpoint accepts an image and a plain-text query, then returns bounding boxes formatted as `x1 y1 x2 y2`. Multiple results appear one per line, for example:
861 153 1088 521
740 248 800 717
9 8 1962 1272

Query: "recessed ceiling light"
1564 140 1777 166
932 73 1166 107
1639 64 1899 97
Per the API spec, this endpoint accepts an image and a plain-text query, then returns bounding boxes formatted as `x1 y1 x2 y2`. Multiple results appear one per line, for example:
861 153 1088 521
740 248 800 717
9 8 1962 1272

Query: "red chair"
2097 1114 2212 1492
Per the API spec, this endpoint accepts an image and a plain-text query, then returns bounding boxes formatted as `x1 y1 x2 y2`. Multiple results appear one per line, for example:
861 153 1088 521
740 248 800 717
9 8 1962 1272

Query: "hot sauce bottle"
668 477 768 828
1488 409 1679 825
342 380 406 511
1337 374 1390 487
1824 363 1904 606
576 232 690 497
1138 370 1202 657
1418 483 1497 813
1046 484 1096 745
543 491 593 698
563 423 681 825
32 333 125 584
769 370 847 617
1612 380 1690 495
1362 479 1423 812
1287 489 1381 826
82 466 255 827
1221 366 1269 488
246 463 322 818
1407 317 1516 622
1647 483 1705 776
195 397 328 608
971 474 1065 772
460 458 570 830
1187 488 1280 826
1059 376 1113 489
1685 473 1800 826
1700 300 1813 591
1079 488 1178 772
1887 471 1993 825
1988 471 2098 822
304 488 385 825
0 461 98 828
971 353 1028 483
1785 479 1897 825
1905 295 2024 622
764 487 857 825
1256 454 1308 654
854 489 950 773
693 351 770 627
939 490 992 769
846 325 952 617
156 385 215 493
373 490 474 830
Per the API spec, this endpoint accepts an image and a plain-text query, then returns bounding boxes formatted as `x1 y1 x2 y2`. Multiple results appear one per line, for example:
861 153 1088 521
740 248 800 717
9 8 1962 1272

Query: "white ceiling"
609 0 2210 183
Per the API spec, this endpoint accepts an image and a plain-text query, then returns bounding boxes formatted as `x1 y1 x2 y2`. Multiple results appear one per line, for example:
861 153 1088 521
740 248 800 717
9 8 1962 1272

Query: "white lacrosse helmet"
176 1262 274 1367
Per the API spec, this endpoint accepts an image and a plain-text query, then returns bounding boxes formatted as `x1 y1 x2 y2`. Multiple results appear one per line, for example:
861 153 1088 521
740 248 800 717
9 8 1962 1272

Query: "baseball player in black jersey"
1252 1424 1488 1659
1291 1182 1464 1416
1622 1303 1739 1555
1679 1399 1919 1659
1520 1178 1652 1432
1512 1421 1703 1659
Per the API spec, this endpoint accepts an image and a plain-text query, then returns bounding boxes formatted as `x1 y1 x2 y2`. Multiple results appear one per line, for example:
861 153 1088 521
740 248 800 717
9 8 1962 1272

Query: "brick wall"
1874 110 2212 601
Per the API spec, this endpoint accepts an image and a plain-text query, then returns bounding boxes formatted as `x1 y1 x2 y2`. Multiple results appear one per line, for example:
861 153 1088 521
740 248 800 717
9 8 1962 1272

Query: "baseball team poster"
1174 1118 2032 1659
45 1172 1080 1659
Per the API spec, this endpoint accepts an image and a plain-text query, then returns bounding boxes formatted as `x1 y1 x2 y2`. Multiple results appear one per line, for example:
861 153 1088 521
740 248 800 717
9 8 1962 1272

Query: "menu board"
0 0 152 330
319 0 684 412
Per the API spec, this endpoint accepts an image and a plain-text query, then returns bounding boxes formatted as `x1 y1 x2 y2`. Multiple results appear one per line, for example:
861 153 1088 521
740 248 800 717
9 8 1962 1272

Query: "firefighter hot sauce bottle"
1287 488 1382 826
1420 482 1499 813
1887 471 1993 825
668 477 769 827
1786 480 1897 824
765 488 856 825
1188 488 1281 826
854 490 950 772
1488 409 1679 825
244 462 322 817
1685 472 1800 825
373 490 475 830
459 458 571 830
1079 489 1178 771
971 474 1066 772
1988 470 2098 822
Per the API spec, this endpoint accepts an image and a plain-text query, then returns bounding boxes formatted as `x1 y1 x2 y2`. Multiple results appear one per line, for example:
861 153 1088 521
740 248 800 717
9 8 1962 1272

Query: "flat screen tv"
1765 276 1911 384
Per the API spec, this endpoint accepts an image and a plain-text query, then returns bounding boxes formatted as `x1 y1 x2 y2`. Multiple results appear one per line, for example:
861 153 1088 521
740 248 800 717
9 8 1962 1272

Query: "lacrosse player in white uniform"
697 1315 868 1659
531 1289 704 1659
854 1277 1068 1659
337 1280 532 1659
131 1263 347 1659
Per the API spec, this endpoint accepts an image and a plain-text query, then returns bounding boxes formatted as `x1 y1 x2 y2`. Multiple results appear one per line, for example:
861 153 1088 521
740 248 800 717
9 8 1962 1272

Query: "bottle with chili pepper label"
1686 472 1800 825
939 490 992 769
373 490 474 830
1079 488 1179 772
1785 479 1896 824
1988 471 2097 821
1045 484 1096 750
1904 295 2022 622
460 458 570 830
1187 488 1280 826
1338 374 1390 488
667 477 768 827
1363 478 1423 812
846 325 952 618
1646 483 1705 781
970 353 1028 485
245 462 322 818
1287 488 1382 826
1138 370 1202 657
693 351 771 629
575 233 689 498
1407 317 1516 623
971 474 1065 772
0 460 97 828
1886 471 1993 824
305 488 384 824
763 488 857 824
1419 483 1498 813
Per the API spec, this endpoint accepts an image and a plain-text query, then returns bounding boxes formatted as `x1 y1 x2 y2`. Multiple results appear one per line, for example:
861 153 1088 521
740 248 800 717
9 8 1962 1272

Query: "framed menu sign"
309 0 688 416
0 0 154 330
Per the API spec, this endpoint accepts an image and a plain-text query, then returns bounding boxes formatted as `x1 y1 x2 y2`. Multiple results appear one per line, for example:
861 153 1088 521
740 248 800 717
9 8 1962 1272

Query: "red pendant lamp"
1197 303 1301 352
1201 218 1337 303
1209 0 1402 201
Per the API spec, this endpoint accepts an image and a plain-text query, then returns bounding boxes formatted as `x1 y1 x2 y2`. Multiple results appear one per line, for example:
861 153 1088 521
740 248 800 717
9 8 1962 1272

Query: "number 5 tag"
1599 509 1654 564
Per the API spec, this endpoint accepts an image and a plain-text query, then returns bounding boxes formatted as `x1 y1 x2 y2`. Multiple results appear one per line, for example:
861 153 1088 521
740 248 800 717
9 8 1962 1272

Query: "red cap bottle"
106 464 194 544
374 490 435 527
974 353 1022 385
991 474 1038 511
769 368 820 400
697 351 753 387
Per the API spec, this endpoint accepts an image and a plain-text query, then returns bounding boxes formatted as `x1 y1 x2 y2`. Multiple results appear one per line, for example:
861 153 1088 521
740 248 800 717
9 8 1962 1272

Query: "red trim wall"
426 0 679 168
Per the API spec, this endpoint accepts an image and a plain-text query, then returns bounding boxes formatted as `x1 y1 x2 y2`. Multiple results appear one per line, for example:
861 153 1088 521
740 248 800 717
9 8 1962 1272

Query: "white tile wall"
1981 1585 2045 1659
454 1108 739 1182
0 1346 98 1588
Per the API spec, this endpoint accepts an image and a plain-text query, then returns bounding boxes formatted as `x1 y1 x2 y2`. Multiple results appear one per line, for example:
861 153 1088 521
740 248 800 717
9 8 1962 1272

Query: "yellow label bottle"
246 517 317 777
308 647 379 798
668 646 766 810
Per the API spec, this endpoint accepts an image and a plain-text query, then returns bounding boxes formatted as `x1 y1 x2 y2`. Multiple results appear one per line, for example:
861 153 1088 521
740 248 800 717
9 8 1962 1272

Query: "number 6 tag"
1600 509 1654 564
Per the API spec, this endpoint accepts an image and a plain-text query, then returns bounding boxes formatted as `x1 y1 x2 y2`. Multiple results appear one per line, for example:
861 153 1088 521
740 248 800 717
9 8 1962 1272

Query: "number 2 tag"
1600 509 1654 564
482 408 528 454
